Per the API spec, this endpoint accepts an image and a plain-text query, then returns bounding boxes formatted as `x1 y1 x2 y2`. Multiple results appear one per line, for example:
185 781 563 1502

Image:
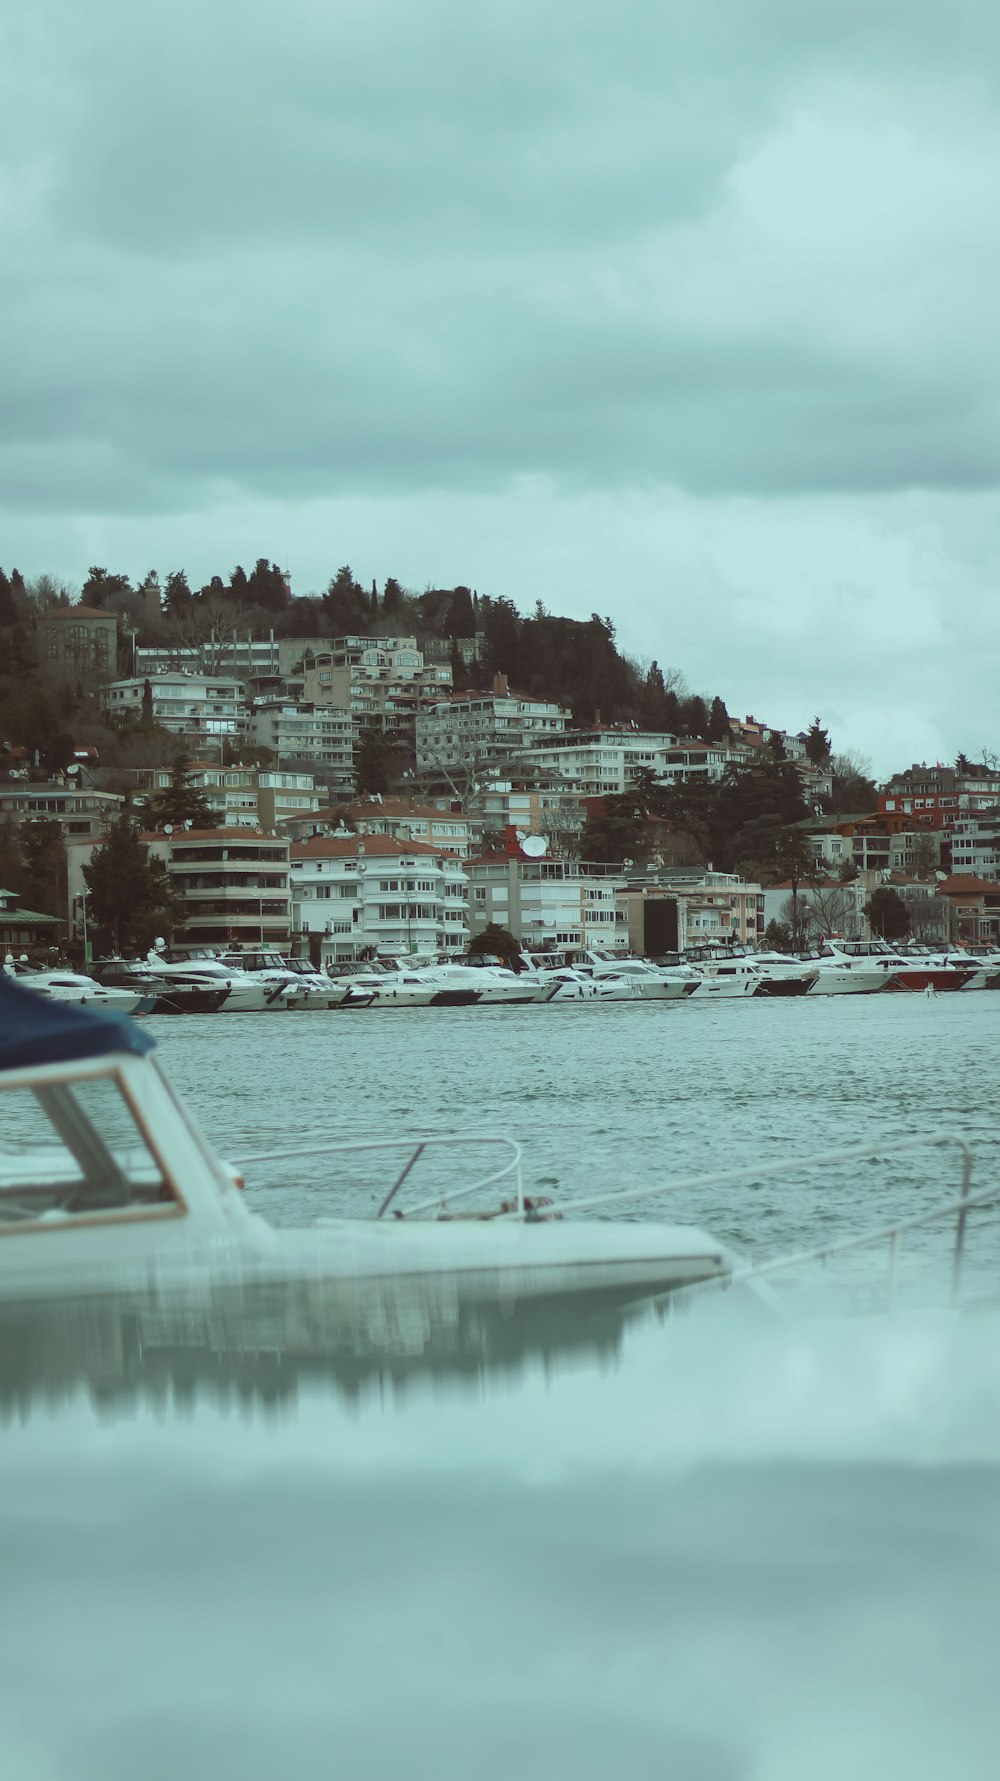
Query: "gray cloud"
3 0 999 766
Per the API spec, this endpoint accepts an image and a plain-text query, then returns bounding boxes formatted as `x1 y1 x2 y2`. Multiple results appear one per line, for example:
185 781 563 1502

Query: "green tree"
579 795 648 864
774 827 817 947
0 569 17 628
141 678 154 723
355 727 390 796
762 918 793 952
83 816 184 953
469 922 521 969
805 718 831 765
82 567 131 608
865 885 910 941
445 586 476 637
144 757 216 829
707 696 730 742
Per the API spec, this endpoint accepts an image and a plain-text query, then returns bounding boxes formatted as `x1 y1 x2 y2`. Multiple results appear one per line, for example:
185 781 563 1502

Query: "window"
0 1073 180 1228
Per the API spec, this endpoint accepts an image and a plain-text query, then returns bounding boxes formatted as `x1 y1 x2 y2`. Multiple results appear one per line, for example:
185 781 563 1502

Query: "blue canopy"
0 973 156 1071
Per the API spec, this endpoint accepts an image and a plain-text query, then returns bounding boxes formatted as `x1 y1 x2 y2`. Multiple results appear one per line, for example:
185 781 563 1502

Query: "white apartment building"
250 701 356 794
947 809 1000 879
136 637 285 681
101 674 249 743
0 781 124 845
416 682 570 777
290 834 469 961
130 764 321 829
522 728 678 798
617 870 766 951
466 857 627 950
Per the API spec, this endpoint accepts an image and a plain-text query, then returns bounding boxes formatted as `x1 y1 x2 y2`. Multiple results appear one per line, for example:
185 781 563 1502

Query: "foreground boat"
0 976 732 1304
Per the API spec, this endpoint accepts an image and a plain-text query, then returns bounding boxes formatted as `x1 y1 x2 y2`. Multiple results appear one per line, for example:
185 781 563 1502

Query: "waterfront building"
0 885 62 954
932 875 1000 943
943 809 1000 880
143 829 292 948
466 856 627 951
290 834 469 961
616 869 765 953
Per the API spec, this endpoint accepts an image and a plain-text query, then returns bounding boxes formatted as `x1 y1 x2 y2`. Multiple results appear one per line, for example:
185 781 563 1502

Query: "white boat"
744 951 820 996
822 939 968 992
0 975 733 1304
2 957 149 1016
145 945 285 1012
568 949 699 1001
431 961 546 1005
796 955 890 995
676 948 761 998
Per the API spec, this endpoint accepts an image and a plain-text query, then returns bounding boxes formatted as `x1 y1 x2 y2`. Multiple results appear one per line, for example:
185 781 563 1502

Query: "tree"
82 567 131 608
774 826 817 947
762 918 793 952
0 569 17 628
141 678 154 723
829 751 878 815
469 922 521 969
579 796 649 865
83 816 184 954
144 757 216 829
444 586 476 637
805 718 831 765
19 821 67 920
707 696 730 742
355 727 390 796
864 886 910 941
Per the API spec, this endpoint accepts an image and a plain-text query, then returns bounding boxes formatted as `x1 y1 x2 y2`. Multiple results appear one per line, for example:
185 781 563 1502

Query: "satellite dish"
522 835 548 859
163 823 173 834
515 830 528 844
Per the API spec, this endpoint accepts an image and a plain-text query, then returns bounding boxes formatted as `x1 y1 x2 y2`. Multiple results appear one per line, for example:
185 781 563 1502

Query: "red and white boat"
822 939 970 992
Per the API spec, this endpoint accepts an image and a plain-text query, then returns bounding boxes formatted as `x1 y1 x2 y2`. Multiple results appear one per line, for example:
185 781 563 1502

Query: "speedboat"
0 975 733 1304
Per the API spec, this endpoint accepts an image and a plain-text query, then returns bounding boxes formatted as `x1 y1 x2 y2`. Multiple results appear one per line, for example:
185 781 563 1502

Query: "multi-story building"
286 636 453 742
947 809 1000 879
521 727 678 798
466 856 627 951
290 834 469 961
127 764 322 830
0 885 62 954
416 680 571 780
101 674 248 745
38 605 119 682
136 636 286 683
0 781 124 845
879 763 1000 827
250 701 356 795
279 798 480 858
474 784 585 853
144 828 292 948
616 869 765 952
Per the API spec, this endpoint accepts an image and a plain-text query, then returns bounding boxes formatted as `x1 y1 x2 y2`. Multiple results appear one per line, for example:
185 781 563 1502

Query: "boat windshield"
0 1072 176 1227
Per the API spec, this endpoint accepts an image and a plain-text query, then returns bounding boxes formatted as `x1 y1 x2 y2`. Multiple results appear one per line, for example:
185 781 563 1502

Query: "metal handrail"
732 1177 1000 1306
230 1133 524 1218
501 1131 974 1221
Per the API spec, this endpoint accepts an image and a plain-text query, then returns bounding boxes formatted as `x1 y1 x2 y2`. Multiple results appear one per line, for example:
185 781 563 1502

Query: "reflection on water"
3 1269 1000 1781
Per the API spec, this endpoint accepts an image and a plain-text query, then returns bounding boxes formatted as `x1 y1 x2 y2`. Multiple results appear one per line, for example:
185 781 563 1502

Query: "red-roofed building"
290 833 469 961
143 828 292 948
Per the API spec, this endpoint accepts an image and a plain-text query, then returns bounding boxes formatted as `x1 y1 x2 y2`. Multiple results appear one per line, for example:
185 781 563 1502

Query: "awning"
0 974 156 1071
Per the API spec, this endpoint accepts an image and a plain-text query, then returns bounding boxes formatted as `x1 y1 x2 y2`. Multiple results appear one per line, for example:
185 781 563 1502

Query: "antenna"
521 834 548 859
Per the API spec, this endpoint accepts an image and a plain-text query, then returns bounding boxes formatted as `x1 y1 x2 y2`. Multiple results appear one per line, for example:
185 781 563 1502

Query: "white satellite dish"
163 823 173 835
521 834 548 859
515 830 528 844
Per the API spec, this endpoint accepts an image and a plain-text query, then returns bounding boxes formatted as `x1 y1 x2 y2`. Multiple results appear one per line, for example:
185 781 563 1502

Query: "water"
4 995 1000 1778
148 992 1000 1296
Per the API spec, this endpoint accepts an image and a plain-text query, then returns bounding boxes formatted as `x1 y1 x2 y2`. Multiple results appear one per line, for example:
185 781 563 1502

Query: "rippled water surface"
147 992 1000 1292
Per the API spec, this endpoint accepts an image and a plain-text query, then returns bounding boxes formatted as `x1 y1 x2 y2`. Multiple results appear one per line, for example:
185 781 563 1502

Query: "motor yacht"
568 949 699 1001
2 957 151 1016
792 954 891 995
0 975 734 1304
146 945 286 1012
821 939 968 991
89 956 230 1014
744 951 820 997
670 947 761 998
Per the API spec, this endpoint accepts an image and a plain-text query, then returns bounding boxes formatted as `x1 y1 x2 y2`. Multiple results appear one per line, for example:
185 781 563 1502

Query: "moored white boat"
0 976 733 1304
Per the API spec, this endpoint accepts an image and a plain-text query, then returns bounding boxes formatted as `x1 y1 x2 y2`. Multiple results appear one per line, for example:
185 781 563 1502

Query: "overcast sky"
3 1 999 774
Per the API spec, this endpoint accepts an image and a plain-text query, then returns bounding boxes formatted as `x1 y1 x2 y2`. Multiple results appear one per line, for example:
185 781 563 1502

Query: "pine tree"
707 696 730 742
144 758 217 829
804 718 831 764
83 816 183 953
0 569 16 628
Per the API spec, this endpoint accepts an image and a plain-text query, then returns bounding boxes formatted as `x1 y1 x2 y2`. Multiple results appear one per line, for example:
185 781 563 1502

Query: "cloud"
2 0 999 767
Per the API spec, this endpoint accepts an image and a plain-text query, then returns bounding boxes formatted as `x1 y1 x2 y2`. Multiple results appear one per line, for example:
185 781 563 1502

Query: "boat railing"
230 1133 525 1218
504 1132 992 1303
